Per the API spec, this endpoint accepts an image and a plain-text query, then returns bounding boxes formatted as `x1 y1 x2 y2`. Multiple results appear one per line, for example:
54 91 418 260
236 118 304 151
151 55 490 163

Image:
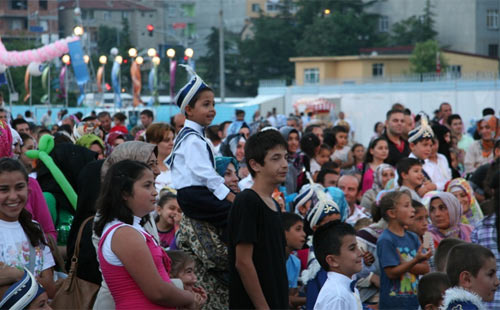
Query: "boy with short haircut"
282 212 306 308
433 238 465 272
396 158 426 201
313 220 363 310
442 243 500 309
228 129 289 309
330 125 352 167
417 272 451 310
167 66 234 232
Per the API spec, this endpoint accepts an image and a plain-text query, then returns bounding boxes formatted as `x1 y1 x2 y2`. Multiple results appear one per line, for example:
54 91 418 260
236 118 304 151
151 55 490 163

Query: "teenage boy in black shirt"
228 129 289 309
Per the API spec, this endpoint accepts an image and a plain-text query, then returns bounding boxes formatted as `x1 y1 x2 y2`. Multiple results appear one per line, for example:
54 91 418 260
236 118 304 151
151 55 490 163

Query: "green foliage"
390 0 437 46
409 40 448 73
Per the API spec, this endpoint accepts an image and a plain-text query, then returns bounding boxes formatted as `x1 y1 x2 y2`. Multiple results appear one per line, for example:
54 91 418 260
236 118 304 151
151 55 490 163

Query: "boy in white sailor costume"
166 65 235 235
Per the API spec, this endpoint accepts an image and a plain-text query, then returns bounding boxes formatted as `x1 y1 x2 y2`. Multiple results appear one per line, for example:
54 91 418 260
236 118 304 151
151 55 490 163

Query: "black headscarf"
431 123 452 167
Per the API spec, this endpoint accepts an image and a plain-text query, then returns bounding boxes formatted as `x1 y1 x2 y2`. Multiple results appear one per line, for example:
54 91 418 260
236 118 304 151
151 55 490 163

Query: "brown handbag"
50 216 100 309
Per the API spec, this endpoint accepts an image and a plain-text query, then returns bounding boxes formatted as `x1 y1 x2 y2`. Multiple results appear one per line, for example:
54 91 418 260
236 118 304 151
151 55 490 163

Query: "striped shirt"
471 214 500 309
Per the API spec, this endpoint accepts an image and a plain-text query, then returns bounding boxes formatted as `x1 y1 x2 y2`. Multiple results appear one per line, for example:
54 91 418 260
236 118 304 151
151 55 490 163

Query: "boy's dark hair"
24 110 32 117
166 250 195 277
323 128 336 148
235 109 245 116
434 238 466 272
447 114 462 126
483 107 495 116
82 116 97 122
332 125 348 135
313 220 357 271
386 108 404 120
304 123 321 134
113 112 127 122
219 121 232 132
319 143 332 152
281 212 303 231
379 190 411 221
205 125 220 143
11 118 29 130
417 272 450 308
300 132 320 158
245 129 287 177
446 243 495 286
97 111 110 118
396 158 422 186
404 108 412 116
411 199 425 210
321 161 340 171
140 109 154 119
317 168 338 185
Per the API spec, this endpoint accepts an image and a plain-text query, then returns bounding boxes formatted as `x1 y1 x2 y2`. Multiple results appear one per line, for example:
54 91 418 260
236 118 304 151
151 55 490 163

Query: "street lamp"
152 56 160 66
83 55 90 64
115 55 123 64
166 48 176 59
147 48 157 57
128 48 138 58
99 55 107 64
135 56 144 65
73 25 84 36
62 54 71 65
184 48 194 59
324 9 331 15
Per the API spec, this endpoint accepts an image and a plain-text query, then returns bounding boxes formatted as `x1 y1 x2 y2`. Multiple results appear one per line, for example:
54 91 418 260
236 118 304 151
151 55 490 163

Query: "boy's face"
469 257 500 302
252 145 288 185
185 90 216 127
321 172 339 188
327 234 363 277
312 127 324 144
402 165 424 188
335 132 348 148
410 139 433 160
408 207 428 237
285 221 306 251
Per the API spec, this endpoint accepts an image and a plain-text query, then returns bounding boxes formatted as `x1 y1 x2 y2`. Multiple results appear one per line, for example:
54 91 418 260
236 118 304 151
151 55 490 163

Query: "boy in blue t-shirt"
376 190 432 309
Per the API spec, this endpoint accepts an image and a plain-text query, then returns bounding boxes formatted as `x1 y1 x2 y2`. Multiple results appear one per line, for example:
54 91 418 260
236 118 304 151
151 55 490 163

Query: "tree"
409 40 448 74
390 0 437 46
295 9 386 56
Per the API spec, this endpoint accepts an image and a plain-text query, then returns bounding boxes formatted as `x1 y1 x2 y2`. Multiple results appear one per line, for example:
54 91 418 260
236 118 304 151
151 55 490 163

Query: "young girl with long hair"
0 158 57 298
94 160 205 309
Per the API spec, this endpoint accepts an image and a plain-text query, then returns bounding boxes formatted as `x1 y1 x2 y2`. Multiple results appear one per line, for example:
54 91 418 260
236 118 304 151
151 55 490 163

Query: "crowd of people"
0 66 499 310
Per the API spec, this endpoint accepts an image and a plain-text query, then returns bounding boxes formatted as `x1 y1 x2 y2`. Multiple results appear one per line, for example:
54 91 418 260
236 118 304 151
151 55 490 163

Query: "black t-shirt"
382 132 411 166
228 189 289 310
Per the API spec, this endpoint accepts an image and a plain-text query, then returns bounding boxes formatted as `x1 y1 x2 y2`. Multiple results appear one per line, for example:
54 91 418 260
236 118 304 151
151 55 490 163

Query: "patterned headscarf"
427 191 471 242
372 164 395 192
101 141 156 180
445 178 483 226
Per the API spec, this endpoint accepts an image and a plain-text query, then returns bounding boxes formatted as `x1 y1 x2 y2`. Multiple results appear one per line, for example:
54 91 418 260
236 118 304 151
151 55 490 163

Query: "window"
449 65 462 77
251 3 260 12
266 2 280 12
82 10 94 20
40 20 48 31
372 63 384 77
9 18 26 30
379 16 389 32
39 0 48 10
122 11 129 19
185 23 196 39
166 4 177 17
10 0 27 10
104 11 111 19
489 44 499 57
181 4 195 17
304 68 320 84
487 9 499 29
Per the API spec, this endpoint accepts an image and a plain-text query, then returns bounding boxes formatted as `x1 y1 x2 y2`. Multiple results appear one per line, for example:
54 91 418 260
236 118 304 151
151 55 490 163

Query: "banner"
169 60 177 98
59 66 66 99
130 60 142 107
96 66 104 93
67 40 89 86
111 60 122 108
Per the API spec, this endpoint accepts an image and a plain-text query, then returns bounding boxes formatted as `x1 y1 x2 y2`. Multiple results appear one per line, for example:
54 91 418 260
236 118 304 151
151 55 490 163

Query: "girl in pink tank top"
94 160 206 309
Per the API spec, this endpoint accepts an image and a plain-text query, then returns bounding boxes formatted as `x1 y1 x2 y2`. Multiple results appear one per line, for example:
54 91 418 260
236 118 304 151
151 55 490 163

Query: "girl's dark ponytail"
18 208 47 247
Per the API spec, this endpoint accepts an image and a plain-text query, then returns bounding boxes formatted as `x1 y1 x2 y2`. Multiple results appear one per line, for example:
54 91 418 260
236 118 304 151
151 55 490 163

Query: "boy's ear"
248 158 262 174
458 270 473 289
184 105 193 118
325 254 340 269
409 142 415 151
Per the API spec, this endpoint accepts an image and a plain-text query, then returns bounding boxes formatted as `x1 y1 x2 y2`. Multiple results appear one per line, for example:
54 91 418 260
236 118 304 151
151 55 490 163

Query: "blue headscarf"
215 156 239 177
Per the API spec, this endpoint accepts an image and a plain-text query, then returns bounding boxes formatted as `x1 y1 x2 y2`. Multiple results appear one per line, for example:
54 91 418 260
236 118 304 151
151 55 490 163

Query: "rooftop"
59 0 154 12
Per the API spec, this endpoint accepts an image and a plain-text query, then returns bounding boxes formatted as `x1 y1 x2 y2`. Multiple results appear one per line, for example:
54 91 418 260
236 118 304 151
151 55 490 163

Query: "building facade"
0 0 59 44
365 0 500 58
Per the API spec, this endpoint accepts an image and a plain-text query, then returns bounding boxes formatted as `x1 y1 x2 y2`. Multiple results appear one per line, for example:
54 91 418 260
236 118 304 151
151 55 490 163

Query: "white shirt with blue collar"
169 119 230 200
314 271 362 310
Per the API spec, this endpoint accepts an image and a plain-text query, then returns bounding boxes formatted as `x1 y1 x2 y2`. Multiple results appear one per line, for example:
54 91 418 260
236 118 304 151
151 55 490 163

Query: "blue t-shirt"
286 254 301 288
377 229 421 310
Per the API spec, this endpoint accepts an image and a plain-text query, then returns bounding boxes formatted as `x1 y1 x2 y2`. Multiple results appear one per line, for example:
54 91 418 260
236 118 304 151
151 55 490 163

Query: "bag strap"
73 216 94 260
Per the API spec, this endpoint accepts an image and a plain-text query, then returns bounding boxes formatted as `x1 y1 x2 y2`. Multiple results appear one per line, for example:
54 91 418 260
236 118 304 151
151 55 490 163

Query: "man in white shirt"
313 220 363 310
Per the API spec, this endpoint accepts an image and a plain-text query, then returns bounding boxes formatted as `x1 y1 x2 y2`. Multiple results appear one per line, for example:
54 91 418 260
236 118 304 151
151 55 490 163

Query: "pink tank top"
98 223 175 310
